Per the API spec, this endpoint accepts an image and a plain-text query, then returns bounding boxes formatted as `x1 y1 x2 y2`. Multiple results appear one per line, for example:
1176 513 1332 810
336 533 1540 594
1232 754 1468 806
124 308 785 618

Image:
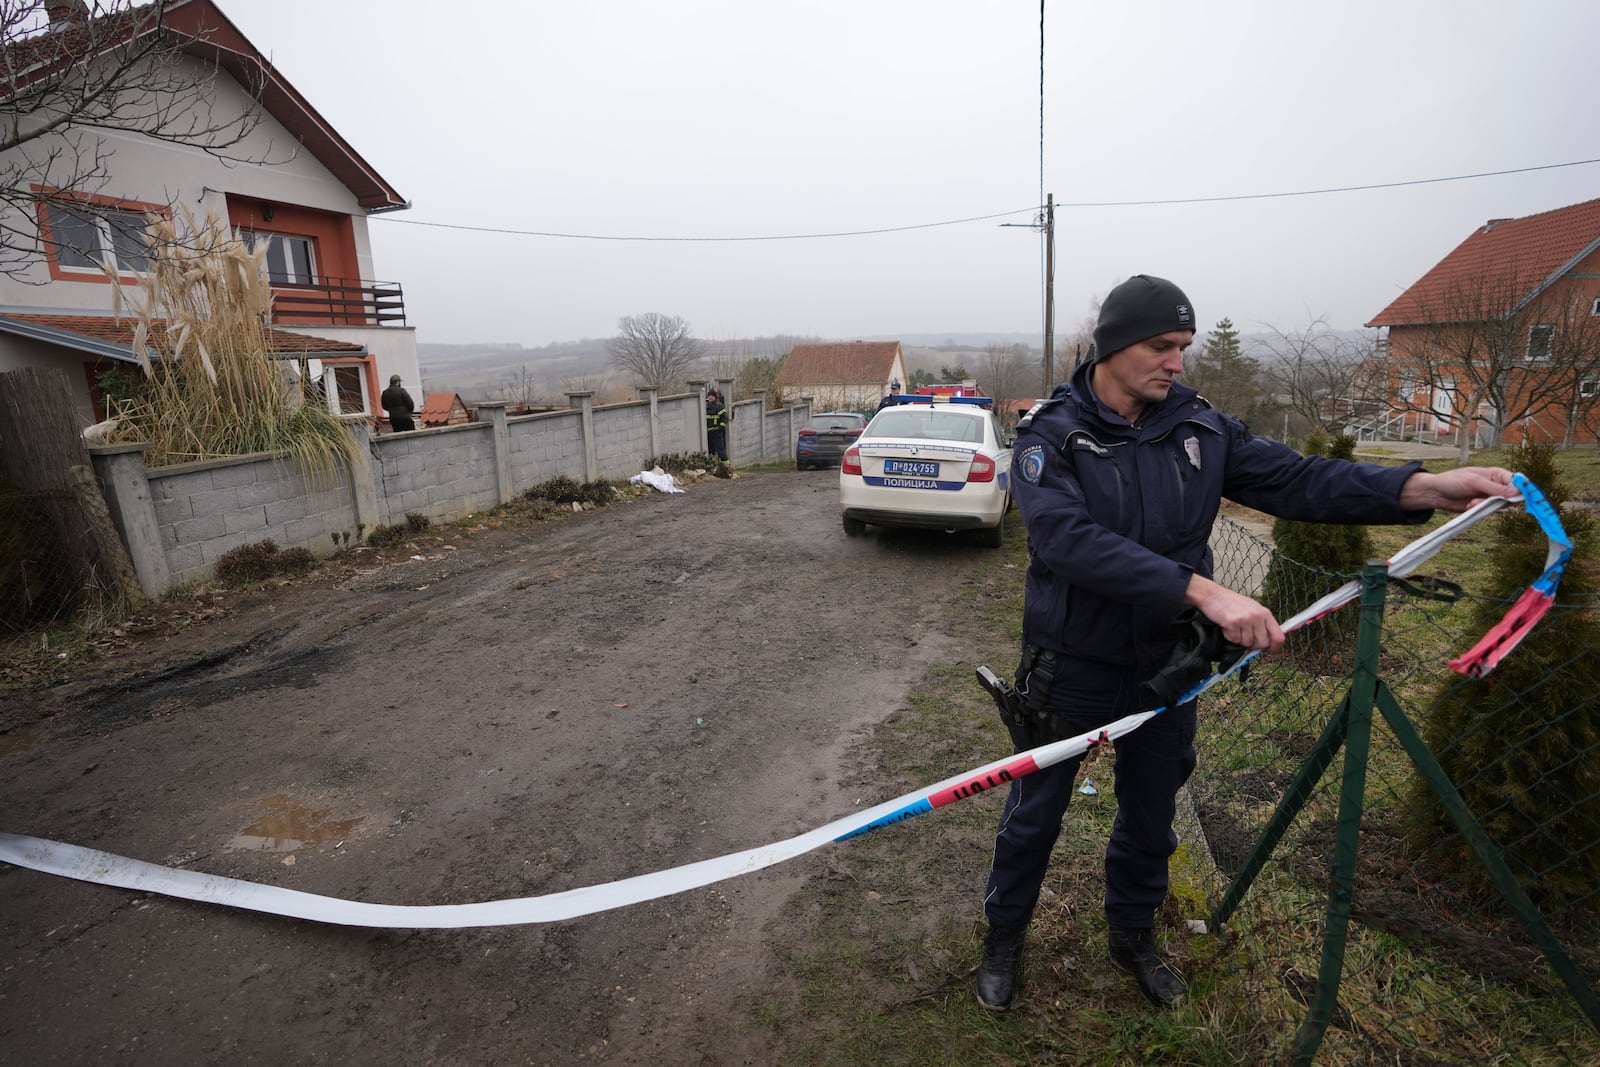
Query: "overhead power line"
1053 157 1600 208
374 206 1040 243
372 157 1600 244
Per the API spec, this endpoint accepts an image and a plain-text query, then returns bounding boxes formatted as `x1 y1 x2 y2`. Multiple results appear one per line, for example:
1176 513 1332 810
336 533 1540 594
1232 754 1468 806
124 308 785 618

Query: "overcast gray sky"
220 0 1600 350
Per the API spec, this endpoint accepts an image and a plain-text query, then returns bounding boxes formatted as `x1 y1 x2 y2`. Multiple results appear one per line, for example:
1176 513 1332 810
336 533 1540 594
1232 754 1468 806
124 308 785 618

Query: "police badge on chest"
1183 436 1201 470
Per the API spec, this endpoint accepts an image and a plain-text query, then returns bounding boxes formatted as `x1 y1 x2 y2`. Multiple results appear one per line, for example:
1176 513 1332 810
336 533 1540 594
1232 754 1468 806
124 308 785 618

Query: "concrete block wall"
145 453 357 587
506 409 587 487
374 422 500 526
658 394 699 456
91 388 813 595
591 403 654 480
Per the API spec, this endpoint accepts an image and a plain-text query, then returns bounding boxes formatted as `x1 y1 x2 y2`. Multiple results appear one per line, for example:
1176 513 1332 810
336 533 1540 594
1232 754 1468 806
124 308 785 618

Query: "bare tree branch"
1 0 274 279
1255 317 1374 437
606 311 701 390
976 340 1032 418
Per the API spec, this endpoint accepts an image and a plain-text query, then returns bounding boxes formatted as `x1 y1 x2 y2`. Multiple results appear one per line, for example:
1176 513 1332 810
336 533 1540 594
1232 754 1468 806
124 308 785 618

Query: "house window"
1591 297 1600 317
1526 325 1554 362
328 365 365 414
42 200 155 273
1581 379 1598 400
242 231 317 285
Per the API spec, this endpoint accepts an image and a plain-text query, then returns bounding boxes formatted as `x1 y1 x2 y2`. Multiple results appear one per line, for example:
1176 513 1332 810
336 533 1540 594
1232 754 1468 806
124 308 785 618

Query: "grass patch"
761 471 1600 1065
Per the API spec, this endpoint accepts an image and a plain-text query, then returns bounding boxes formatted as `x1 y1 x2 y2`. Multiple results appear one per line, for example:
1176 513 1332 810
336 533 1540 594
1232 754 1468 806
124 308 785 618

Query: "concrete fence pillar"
638 387 660 462
566 391 597 482
752 389 768 461
343 420 382 534
88 442 172 598
476 402 515 504
688 380 708 454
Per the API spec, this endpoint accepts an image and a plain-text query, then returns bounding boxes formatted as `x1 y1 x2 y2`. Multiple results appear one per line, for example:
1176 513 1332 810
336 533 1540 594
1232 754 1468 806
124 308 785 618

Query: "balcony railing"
269 277 407 327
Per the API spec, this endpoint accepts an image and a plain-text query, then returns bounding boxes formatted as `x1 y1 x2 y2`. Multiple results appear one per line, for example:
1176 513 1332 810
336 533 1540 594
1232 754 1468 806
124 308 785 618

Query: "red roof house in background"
1365 198 1600 449
777 341 908 412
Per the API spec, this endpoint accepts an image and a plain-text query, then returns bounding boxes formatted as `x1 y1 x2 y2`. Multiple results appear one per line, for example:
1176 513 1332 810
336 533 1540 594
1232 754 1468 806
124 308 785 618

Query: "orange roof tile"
777 341 902 389
1368 198 1600 326
419 392 466 425
0 312 364 356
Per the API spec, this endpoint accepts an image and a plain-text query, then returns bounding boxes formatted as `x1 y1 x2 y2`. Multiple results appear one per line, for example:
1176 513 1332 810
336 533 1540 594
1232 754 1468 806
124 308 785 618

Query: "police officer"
976 274 1513 1011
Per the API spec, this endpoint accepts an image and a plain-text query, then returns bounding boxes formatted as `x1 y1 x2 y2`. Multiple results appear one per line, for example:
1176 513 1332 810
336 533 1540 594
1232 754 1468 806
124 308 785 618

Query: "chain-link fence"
1191 514 1599 1066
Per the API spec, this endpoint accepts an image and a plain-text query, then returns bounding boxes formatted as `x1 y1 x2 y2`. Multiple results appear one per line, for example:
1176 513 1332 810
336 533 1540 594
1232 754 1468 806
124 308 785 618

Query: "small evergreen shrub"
1260 433 1371 673
1406 442 1600 906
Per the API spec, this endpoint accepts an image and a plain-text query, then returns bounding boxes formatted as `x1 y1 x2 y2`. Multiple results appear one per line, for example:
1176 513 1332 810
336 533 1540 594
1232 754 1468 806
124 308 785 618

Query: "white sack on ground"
629 468 685 493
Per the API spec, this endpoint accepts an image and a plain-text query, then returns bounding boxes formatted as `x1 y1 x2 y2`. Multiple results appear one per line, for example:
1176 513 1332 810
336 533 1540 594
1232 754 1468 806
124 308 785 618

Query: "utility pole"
1042 193 1055 397
1001 192 1057 398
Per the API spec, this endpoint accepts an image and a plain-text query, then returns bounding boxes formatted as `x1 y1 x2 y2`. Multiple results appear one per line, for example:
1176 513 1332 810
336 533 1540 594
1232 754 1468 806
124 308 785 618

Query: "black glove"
1142 609 1250 705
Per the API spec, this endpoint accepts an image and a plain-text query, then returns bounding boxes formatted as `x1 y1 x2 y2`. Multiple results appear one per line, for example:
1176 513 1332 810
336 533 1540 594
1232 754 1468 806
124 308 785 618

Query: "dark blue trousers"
983 656 1198 931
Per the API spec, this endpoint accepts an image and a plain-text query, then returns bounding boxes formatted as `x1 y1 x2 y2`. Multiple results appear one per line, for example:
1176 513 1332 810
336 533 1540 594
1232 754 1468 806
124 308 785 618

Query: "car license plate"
884 459 939 477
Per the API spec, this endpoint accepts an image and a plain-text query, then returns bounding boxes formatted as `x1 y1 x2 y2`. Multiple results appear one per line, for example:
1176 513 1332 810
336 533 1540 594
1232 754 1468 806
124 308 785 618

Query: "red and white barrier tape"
0 477 1569 928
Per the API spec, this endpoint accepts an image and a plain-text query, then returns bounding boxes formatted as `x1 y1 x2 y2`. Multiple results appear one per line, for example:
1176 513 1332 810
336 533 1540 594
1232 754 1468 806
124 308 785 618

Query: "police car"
838 395 1013 546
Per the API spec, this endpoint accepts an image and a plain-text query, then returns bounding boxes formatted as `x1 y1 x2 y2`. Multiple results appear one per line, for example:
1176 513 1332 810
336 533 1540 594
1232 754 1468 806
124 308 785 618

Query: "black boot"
1107 926 1185 1008
975 924 1026 1010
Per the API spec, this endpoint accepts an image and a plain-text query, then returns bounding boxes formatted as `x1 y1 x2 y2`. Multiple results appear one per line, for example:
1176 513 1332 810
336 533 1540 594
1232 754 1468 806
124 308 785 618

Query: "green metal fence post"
1291 561 1389 1066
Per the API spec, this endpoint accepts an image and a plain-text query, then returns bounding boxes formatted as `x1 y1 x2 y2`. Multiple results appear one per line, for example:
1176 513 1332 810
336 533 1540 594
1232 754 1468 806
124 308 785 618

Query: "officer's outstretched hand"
1184 575 1285 652
1398 466 1515 513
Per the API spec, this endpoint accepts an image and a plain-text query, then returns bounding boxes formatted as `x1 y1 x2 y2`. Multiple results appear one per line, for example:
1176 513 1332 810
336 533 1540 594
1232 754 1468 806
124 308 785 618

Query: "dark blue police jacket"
1011 360 1427 678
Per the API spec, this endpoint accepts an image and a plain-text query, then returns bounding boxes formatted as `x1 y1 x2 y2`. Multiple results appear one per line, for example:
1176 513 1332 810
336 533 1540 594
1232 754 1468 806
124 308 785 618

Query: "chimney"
46 0 91 27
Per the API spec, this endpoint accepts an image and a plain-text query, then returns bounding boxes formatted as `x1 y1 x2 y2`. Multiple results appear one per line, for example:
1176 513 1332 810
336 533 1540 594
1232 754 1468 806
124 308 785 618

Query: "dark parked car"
796 411 868 470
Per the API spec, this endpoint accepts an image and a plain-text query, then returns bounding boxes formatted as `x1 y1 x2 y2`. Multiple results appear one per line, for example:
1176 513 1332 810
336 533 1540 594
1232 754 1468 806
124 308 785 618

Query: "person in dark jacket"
381 374 416 432
975 274 1514 1012
705 387 729 460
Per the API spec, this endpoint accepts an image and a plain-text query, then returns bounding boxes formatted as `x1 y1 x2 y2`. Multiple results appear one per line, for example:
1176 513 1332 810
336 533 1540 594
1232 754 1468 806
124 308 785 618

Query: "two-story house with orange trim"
1366 198 1600 450
0 0 418 429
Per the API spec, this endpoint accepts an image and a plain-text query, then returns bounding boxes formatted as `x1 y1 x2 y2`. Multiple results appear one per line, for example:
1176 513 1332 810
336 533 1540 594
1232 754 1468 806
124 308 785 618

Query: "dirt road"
0 471 994 1066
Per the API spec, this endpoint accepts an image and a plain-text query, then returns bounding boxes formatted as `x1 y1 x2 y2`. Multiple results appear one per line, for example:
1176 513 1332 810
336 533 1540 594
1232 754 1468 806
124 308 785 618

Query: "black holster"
977 643 1061 752
976 666 1035 752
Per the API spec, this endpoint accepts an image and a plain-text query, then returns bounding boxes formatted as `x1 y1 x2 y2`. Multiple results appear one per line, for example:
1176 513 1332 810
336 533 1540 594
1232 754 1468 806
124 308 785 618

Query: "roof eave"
0 314 137 361
164 1 407 211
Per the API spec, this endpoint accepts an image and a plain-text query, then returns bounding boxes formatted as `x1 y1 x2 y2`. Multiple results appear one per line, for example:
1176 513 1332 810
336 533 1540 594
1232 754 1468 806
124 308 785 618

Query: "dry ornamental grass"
99 206 353 479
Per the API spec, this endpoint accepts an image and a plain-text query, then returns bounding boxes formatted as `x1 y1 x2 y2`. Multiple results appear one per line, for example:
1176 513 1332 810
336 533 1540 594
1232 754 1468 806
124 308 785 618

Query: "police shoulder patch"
1017 443 1047 485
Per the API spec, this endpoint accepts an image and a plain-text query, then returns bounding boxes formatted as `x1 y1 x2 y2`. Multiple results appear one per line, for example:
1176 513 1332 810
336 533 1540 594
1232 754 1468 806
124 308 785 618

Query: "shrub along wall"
91 389 810 596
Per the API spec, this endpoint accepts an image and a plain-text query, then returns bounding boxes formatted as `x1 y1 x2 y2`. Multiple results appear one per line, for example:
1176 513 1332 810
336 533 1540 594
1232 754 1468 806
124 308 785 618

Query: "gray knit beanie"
1092 275 1195 361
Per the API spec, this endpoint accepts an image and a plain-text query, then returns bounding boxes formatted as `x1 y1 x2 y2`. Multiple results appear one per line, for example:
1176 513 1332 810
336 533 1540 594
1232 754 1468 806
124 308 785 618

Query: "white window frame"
1590 297 1600 317
1580 379 1598 400
45 201 153 273
1526 324 1554 362
241 230 317 286
322 362 369 416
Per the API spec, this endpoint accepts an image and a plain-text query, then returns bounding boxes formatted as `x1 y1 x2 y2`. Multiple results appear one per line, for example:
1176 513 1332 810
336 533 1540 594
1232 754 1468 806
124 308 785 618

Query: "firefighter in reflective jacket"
705 388 729 460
